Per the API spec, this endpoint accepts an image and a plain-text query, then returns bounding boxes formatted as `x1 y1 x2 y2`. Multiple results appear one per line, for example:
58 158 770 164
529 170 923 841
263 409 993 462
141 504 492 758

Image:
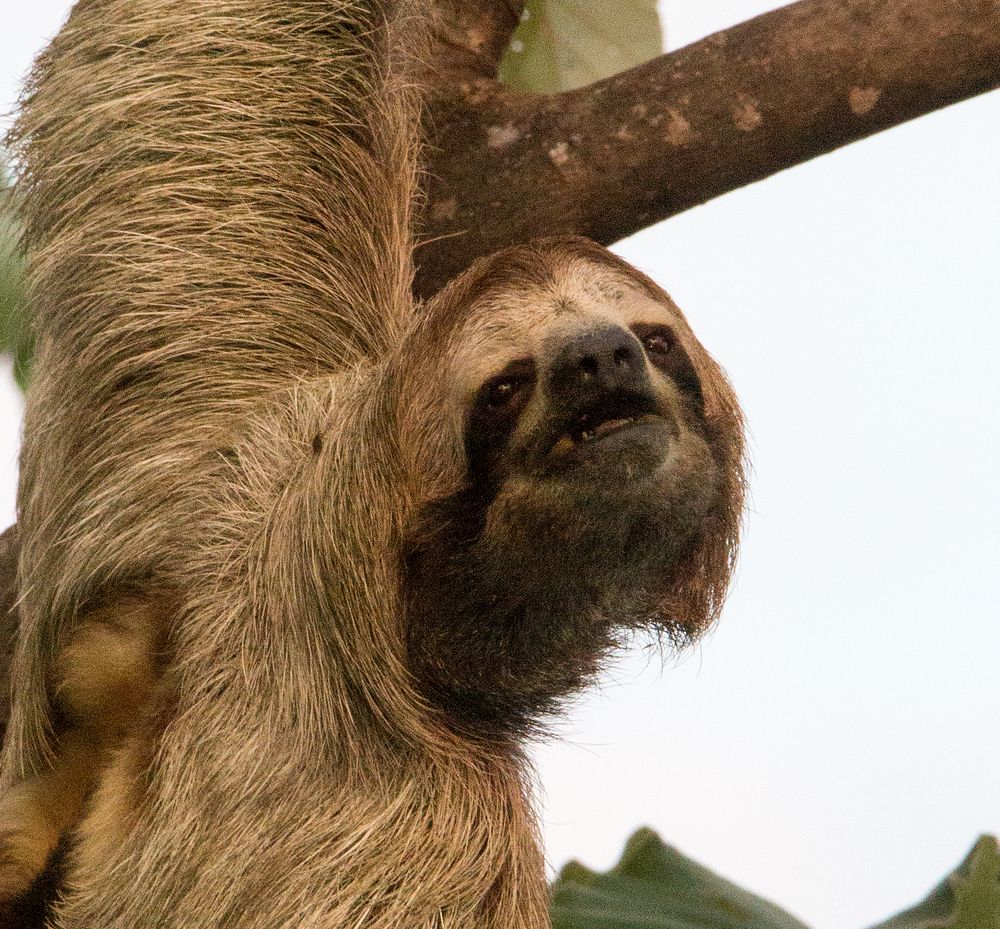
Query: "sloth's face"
456 271 713 508
400 240 744 735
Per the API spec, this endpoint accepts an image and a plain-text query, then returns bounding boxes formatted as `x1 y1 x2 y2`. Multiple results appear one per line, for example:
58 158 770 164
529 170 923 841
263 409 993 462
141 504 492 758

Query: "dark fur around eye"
632 324 704 412
465 358 536 473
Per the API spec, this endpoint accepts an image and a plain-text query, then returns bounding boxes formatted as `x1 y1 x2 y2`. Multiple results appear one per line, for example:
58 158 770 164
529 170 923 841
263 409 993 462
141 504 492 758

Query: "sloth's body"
0 0 744 926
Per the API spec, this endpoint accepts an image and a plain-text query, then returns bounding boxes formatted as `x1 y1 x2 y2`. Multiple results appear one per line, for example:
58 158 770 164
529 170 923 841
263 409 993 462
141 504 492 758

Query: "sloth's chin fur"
403 430 719 737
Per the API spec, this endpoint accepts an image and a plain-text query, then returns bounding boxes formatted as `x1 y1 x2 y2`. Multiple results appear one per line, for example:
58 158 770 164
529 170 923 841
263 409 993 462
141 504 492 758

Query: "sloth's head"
393 238 745 736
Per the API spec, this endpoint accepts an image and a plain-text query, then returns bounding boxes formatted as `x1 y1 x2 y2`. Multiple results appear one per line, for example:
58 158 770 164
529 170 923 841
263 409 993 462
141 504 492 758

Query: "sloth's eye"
639 328 674 359
483 378 520 408
475 359 536 413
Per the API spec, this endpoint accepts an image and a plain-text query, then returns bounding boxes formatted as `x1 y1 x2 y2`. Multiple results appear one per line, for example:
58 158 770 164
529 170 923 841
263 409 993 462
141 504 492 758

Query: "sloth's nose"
547 326 649 396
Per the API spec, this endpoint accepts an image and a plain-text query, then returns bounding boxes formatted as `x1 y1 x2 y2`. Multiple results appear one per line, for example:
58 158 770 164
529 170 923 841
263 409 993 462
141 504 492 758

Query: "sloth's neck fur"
404 480 618 738
122 382 553 928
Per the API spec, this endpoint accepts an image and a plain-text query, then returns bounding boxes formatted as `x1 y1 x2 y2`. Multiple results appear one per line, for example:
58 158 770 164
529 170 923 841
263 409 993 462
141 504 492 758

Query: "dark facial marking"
465 357 536 479
631 323 704 412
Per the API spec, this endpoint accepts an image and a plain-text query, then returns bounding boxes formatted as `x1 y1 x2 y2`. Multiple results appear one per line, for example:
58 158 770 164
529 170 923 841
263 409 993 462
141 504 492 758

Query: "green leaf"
868 836 1000 929
550 827 812 929
0 175 32 391
499 0 664 94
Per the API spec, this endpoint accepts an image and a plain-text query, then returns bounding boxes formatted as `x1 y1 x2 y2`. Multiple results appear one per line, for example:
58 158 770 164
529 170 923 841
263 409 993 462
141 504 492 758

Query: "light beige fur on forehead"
444 256 694 400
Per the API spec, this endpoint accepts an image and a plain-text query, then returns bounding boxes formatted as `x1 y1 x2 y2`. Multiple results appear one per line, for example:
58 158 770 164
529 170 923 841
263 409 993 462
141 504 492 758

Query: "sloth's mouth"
550 412 662 455
547 392 664 458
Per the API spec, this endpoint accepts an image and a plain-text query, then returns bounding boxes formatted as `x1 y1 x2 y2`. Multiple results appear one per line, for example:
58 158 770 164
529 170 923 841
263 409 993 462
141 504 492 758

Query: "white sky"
1 3 998 929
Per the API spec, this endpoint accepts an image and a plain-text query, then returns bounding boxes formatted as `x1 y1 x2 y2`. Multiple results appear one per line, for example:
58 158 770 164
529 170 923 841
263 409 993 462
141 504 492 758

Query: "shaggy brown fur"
0 0 745 925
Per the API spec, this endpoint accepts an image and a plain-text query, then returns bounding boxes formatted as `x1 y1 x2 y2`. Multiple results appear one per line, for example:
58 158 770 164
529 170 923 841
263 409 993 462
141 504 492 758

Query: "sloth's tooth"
594 417 628 438
581 429 597 442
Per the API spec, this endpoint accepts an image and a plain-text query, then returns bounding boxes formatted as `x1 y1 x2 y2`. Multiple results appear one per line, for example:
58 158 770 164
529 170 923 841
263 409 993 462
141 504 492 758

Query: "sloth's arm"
5 0 419 775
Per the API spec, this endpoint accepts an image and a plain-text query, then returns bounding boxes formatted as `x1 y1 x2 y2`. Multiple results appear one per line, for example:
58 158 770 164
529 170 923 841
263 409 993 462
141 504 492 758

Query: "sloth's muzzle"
542 324 666 460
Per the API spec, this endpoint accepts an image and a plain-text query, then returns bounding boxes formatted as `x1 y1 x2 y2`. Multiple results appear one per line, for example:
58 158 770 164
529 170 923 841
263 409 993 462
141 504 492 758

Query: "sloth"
0 0 744 925
0 238 744 928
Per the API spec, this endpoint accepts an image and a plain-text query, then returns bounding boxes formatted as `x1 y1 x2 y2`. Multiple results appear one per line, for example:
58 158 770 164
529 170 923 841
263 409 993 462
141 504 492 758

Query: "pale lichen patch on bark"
848 85 882 115
548 141 570 167
733 94 763 131
486 122 521 149
430 197 459 223
663 108 696 146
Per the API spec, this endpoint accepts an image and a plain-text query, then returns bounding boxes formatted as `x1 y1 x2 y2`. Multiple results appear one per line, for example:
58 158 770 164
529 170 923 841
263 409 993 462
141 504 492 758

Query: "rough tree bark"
1 0 999 733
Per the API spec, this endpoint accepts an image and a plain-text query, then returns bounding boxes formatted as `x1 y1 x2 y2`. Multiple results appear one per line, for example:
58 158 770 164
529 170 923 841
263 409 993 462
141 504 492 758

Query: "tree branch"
415 0 1000 294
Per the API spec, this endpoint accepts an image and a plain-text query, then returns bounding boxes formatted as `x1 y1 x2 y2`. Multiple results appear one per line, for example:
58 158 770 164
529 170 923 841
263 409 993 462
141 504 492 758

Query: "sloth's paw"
0 855 39 905
0 793 59 903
